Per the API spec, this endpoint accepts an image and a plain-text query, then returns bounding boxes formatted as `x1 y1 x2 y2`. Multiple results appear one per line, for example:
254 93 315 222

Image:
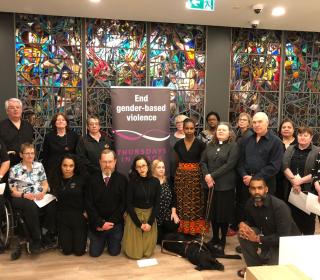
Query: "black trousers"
290 205 315 235
57 211 87 256
11 197 56 243
238 228 278 267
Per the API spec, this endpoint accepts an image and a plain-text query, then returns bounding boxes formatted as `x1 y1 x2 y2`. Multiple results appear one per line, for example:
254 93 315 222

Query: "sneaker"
227 228 237 237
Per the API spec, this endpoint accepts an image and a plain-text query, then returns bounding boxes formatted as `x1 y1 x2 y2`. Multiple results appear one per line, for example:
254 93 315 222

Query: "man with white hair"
0 98 33 166
237 112 283 221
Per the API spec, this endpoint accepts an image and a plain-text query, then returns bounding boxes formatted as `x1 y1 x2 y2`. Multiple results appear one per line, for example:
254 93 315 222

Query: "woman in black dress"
151 159 179 243
123 155 161 259
200 122 239 252
42 113 80 182
174 118 207 235
51 154 87 256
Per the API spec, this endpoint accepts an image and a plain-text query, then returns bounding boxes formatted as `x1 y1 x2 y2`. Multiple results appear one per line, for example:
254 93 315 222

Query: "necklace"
141 181 150 204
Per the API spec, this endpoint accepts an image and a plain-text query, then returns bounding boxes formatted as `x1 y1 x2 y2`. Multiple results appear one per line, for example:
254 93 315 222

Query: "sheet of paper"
0 183 5 195
34 194 57 208
137 258 158 268
306 192 320 216
288 188 310 214
280 235 320 280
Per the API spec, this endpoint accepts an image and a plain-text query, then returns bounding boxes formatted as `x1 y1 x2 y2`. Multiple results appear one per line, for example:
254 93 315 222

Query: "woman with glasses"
123 155 161 259
9 143 56 254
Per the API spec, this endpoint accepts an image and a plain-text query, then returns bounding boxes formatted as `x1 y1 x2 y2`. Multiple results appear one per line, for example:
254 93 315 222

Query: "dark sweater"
127 176 161 228
42 130 79 175
56 175 86 213
200 141 239 191
85 170 127 229
0 119 33 165
76 133 113 174
244 194 300 247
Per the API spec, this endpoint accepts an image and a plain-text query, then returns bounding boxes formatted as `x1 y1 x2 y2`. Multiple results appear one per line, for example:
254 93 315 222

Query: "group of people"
0 97 319 278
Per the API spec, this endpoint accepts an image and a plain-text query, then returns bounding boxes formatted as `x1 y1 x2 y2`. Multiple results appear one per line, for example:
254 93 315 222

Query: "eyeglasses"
23 152 35 156
136 164 148 170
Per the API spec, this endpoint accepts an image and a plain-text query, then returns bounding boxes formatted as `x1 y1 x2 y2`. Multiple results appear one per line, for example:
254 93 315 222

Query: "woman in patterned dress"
152 159 179 243
174 118 207 235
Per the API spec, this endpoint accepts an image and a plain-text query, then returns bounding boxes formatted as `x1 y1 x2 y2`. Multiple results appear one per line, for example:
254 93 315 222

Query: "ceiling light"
272 7 286 16
89 0 101 3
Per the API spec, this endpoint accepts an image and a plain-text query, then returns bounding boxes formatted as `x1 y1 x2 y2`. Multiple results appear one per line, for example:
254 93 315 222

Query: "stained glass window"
16 14 83 152
86 19 147 133
150 23 206 131
230 28 282 128
283 31 320 143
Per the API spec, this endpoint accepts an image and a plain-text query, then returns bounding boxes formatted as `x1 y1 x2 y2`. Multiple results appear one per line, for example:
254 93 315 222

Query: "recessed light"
89 0 101 3
272 7 286 16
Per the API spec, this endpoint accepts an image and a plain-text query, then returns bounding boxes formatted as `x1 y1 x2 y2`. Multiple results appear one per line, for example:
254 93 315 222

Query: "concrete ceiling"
0 0 319 32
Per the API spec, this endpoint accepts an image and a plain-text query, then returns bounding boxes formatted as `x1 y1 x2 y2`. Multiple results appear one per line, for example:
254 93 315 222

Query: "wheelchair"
1 195 57 260
0 196 14 250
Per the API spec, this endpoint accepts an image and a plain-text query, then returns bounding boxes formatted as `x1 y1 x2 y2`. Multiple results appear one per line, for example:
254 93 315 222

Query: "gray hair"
253 112 269 123
5 98 22 110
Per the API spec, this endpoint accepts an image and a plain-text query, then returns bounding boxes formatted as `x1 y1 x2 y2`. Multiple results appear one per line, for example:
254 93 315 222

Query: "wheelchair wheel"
0 199 14 248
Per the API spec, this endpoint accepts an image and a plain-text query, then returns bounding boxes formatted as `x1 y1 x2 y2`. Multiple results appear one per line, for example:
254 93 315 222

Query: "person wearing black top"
42 113 80 183
151 159 179 244
282 126 319 235
0 139 10 252
76 116 113 174
86 149 127 257
174 118 207 235
237 178 300 278
0 98 33 166
237 112 283 222
51 154 87 256
123 155 161 259
201 122 239 253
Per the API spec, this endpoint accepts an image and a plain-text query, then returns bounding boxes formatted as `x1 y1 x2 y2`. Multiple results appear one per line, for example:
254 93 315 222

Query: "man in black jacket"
0 98 33 166
237 177 300 278
86 149 127 257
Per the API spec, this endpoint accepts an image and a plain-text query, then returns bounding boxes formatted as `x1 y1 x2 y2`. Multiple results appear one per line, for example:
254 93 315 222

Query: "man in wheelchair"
8 143 56 254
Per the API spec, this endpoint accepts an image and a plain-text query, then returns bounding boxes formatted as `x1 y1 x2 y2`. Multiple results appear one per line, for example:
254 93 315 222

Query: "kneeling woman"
9 143 56 253
151 159 179 243
51 154 87 256
123 155 161 259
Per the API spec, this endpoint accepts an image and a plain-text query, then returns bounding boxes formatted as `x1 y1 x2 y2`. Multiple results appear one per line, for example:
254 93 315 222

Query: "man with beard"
85 149 127 257
237 178 300 278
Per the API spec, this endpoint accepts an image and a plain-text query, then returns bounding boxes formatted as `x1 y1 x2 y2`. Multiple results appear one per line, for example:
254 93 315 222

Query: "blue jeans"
89 223 123 257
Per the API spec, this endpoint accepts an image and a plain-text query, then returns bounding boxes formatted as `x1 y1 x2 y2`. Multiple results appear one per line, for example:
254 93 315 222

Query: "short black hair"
206 111 220 122
249 177 267 187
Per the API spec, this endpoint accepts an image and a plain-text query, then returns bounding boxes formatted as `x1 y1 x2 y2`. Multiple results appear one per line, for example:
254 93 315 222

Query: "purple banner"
111 87 170 176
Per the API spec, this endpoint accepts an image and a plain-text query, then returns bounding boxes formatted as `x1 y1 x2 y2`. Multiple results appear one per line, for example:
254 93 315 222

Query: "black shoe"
235 245 242 254
29 241 41 254
42 234 57 249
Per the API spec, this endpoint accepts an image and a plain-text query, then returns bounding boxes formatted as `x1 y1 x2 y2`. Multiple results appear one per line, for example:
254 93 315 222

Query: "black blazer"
85 170 127 230
200 141 239 191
